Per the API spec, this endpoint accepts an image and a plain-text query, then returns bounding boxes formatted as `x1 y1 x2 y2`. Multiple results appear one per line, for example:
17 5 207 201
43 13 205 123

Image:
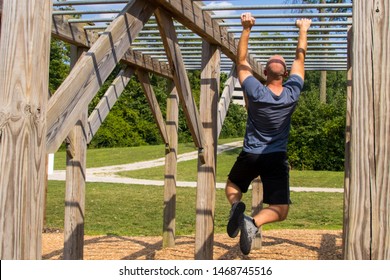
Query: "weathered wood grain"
46 0 156 153
195 42 220 260
369 0 390 260
64 110 87 260
149 0 265 82
0 0 52 259
163 82 179 248
51 14 173 79
0 0 2 38
251 177 264 250
217 67 238 137
87 67 135 143
342 26 352 259
52 15 97 48
155 8 206 149
344 0 390 260
63 47 88 260
137 69 170 146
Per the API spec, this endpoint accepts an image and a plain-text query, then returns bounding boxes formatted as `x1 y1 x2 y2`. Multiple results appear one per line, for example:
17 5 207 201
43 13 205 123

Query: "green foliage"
219 104 247 139
49 37 347 171
88 69 168 148
49 39 70 94
288 71 347 170
46 180 343 236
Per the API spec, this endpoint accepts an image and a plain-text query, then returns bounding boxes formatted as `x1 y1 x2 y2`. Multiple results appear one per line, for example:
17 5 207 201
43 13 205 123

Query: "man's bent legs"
225 179 243 205
253 204 289 227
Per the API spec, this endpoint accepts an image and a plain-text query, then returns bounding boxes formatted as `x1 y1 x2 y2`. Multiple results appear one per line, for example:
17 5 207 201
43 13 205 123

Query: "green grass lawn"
47 139 345 236
46 180 343 236
117 146 344 189
53 138 242 170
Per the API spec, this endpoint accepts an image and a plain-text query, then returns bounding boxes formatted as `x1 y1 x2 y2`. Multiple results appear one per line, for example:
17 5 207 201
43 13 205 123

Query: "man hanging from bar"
225 13 312 255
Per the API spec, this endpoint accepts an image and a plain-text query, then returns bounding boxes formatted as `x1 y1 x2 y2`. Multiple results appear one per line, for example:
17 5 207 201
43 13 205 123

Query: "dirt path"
42 229 343 260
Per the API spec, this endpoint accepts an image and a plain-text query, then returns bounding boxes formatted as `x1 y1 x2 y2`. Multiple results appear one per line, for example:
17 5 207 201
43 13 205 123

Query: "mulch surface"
42 229 343 260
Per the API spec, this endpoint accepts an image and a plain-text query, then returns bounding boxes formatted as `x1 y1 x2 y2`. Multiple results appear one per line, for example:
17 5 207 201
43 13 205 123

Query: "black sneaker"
239 214 258 255
227 201 246 238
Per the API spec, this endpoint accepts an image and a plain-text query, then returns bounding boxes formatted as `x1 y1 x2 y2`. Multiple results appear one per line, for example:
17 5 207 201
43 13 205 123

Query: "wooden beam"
342 25 352 260
122 49 173 79
51 15 173 79
155 8 206 150
64 109 87 260
137 69 170 146
251 177 263 250
344 0 390 260
163 82 179 248
195 41 220 260
87 66 135 143
52 15 97 48
0 0 52 259
0 0 2 38
149 0 265 82
63 46 88 260
217 66 238 138
46 0 156 153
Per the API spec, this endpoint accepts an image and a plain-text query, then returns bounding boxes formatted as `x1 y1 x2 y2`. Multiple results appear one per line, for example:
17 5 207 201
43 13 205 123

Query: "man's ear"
284 71 289 77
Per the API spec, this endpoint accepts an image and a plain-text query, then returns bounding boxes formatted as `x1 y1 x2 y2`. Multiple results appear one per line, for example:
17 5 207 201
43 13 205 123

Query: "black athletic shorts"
228 151 291 205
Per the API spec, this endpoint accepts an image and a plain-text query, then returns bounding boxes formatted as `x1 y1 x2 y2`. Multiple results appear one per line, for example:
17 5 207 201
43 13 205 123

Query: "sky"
53 0 289 20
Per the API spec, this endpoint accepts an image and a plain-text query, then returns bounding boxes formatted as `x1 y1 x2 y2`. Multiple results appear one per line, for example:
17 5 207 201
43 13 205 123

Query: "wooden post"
137 70 170 147
63 46 88 260
195 41 220 260
46 0 155 154
0 0 52 259
344 0 390 260
155 8 206 151
217 66 238 137
163 81 179 248
251 177 263 250
64 109 88 260
342 24 353 259
0 0 2 39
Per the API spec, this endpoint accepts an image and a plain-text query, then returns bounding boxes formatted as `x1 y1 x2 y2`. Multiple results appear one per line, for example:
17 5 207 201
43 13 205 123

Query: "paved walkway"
48 141 343 193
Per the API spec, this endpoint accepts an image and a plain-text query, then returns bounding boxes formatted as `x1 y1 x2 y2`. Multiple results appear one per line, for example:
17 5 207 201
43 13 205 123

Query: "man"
226 13 312 255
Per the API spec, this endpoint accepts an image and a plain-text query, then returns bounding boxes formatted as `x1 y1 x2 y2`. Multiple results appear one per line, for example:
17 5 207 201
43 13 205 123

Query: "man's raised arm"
236 13 256 85
290 18 312 80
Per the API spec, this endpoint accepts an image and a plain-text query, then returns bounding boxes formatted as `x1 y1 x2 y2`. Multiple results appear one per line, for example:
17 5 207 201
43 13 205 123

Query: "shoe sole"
227 201 245 238
239 220 251 255
240 216 258 255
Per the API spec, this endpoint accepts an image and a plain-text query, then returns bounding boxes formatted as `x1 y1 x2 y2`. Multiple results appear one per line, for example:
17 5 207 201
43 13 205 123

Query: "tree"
288 71 347 170
49 39 70 95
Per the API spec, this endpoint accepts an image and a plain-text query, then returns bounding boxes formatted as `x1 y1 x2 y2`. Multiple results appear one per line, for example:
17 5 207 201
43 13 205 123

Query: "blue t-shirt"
241 74 304 154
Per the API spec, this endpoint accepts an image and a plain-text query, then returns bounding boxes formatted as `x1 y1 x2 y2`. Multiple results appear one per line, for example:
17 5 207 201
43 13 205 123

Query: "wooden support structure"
46 0 156 153
0 0 52 259
63 46 88 260
217 66 238 137
64 109 88 260
195 41 220 259
343 0 390 259
163 82 179 248
137 70 170 147
155 8 206 151
251 177 264 250
0 0 2 38
149 0 265 82
1 0 389 261
343 24 353 260
51 15 173 80
87 67 135 143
